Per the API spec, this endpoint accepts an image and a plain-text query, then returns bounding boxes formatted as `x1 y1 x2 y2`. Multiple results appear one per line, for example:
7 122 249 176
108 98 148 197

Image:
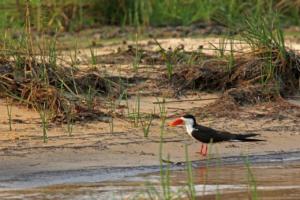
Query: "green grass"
185 145 196 200
109 116 114 134
158 109 173 200
245 157 259 200
227 37 235 72
38 103 49 143
89 47 97 66
85 85 96 111
1 1 300 32
230 5 288 85
132 33 141 73
141 114 154 138
156 98 167 119
128 93 141 127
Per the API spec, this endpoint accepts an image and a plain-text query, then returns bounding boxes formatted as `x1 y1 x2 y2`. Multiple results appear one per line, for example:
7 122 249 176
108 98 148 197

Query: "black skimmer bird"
168 114 264 156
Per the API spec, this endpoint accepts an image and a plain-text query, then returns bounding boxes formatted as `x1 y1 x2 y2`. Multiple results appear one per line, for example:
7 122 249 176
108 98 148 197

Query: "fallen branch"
153 97 219 104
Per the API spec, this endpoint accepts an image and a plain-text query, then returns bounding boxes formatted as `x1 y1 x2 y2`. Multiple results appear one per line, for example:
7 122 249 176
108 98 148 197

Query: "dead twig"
153 97 219 104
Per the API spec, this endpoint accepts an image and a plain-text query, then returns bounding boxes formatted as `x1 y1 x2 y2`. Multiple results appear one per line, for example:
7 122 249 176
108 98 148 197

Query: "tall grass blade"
6 97 12 131
244 156 259 200
185 144 196 200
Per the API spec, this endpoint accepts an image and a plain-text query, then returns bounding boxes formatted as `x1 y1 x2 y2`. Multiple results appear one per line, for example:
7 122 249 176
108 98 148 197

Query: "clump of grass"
85 85 96 111
143 182 160 199
69 43 79 95
47 37 58 70
231 6 299 93
128 93 141 127
154 40 186 80
1 29 121 124
156 97 167 119
141 113 154 137
238 9 286 54
226 37 235 72
210 37 227 58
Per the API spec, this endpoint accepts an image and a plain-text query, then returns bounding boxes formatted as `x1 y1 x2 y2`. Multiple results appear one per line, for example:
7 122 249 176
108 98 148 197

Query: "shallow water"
1 152 300 199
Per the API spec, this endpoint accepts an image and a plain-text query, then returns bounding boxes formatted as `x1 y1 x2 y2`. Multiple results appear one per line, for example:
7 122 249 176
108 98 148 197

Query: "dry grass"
0 57 116 122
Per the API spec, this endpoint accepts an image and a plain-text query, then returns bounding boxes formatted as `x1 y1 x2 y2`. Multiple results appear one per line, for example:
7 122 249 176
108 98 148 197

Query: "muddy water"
1 152 300 199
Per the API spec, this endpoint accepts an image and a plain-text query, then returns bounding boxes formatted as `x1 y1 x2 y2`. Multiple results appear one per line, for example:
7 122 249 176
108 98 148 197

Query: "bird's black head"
182 114 197 124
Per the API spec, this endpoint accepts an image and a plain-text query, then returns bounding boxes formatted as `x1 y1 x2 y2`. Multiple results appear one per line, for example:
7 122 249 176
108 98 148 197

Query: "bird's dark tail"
235 133 265 142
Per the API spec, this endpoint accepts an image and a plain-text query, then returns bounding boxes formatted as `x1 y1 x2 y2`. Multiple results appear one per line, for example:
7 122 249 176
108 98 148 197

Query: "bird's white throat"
185 124 195 137
181 117 196 137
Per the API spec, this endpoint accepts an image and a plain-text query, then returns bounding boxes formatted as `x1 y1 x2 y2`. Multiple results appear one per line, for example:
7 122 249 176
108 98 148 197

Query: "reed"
109 116 114 134
245 157 259 200
6 97 12 131
128 93 141 127
38 103 49 143
86 85 96 111
90 47 97 67
185 144 196 200
156 97 167 119
132 33 141 73
158 113 171 200
65 106 74 136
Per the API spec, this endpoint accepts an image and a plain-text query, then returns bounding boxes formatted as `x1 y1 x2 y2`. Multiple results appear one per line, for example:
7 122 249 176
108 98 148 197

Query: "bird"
168 114 264 156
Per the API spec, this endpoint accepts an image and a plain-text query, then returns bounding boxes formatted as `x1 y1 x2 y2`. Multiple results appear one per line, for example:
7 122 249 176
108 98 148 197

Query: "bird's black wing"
191 125 236 143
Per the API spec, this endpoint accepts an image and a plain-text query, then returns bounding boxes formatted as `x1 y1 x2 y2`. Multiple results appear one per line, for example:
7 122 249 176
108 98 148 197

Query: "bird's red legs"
202 144 208 156
197 144 208 157
200 144 207 157
197 144 204 156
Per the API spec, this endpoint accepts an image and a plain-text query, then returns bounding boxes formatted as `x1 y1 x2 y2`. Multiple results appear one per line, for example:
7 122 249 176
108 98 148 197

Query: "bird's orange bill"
168 118 184 126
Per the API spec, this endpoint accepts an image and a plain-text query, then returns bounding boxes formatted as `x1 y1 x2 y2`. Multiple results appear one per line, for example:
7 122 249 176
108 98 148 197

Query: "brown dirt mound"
0 58 116 122
196 84 278 118
224 84 278 105
197 96 300 119
165 60 228 93
199 96 241 118
167 50 300 101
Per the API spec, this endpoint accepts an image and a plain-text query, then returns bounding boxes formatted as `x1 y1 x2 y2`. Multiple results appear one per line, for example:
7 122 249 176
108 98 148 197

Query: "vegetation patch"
0 58 120 122
168 50 300 95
